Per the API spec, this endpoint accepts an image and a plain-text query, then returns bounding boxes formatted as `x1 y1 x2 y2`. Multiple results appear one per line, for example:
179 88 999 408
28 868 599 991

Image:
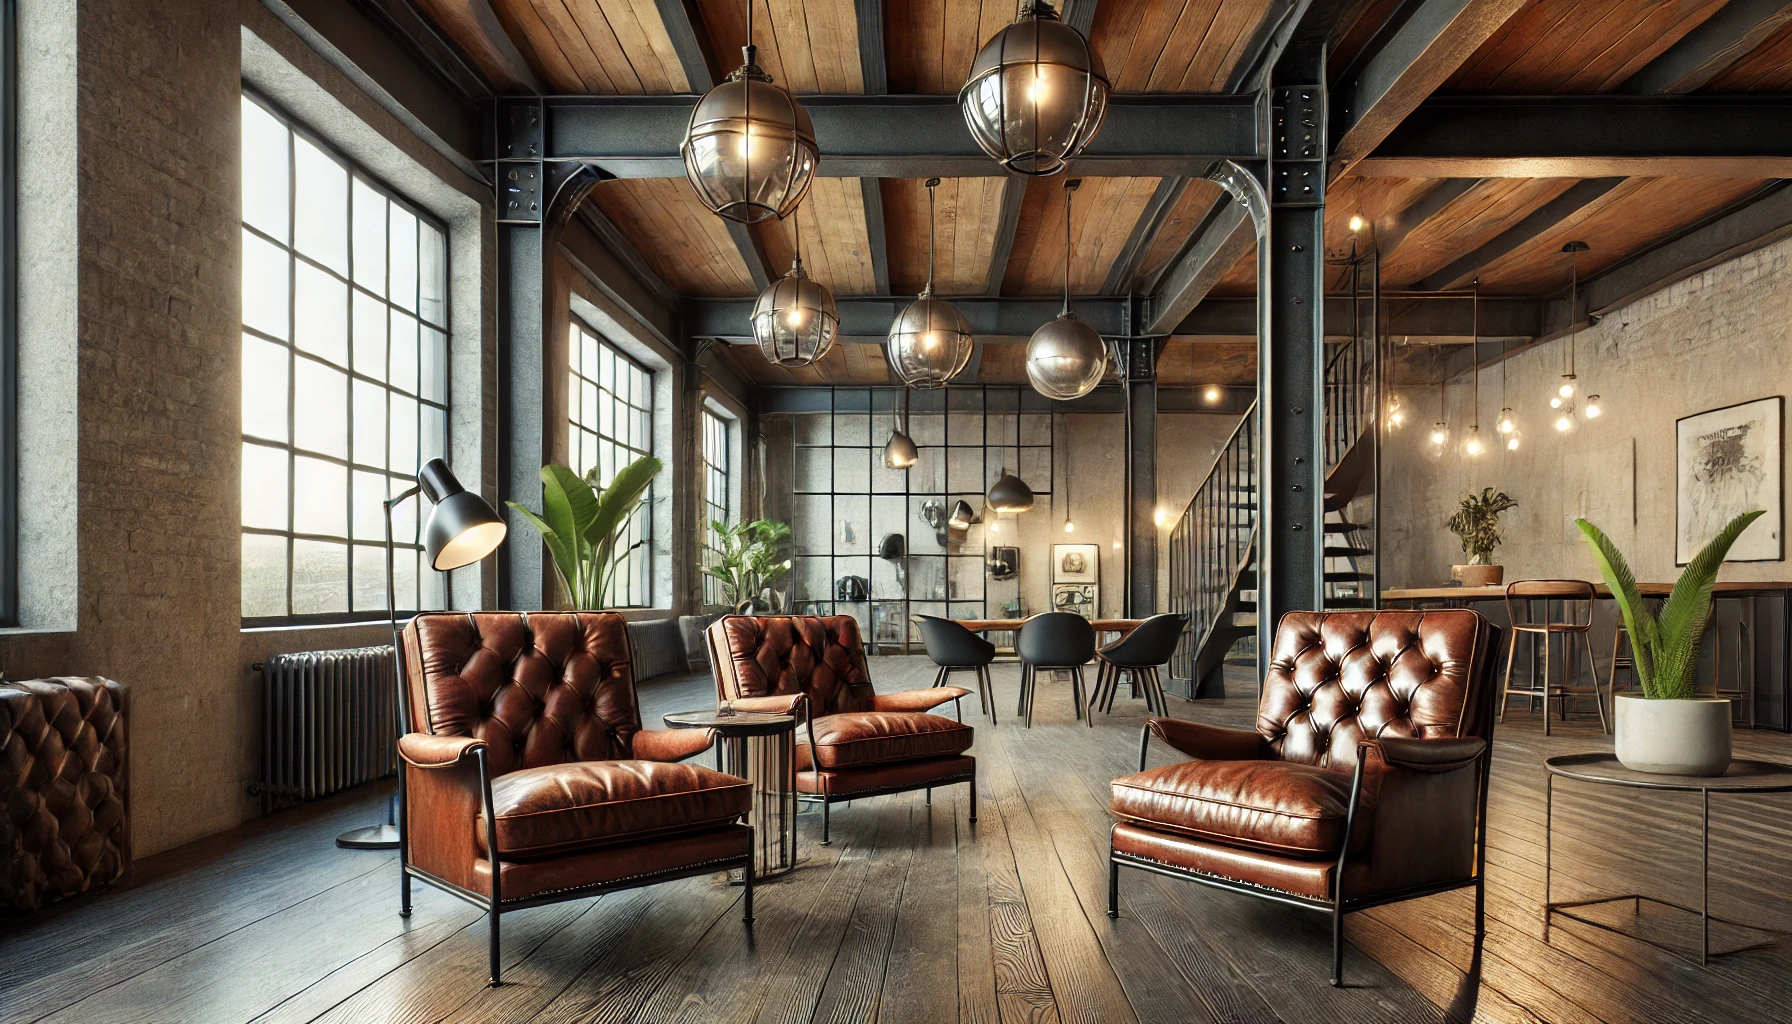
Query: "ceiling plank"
1102 176 1189 295
1582 181 1792 317
1372 176 1480 265
1329 0 1530 178
1145 198 1253 336
1619 0 1792 94
1414 177 1624 291
653 0 721 91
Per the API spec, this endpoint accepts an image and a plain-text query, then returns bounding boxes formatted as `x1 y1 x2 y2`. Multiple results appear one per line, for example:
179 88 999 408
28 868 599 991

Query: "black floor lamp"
337 458 508 850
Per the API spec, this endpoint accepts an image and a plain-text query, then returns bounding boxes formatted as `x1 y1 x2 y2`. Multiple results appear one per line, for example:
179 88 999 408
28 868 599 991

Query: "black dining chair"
1089 612 1188 723
914 615 999 724
1016 612 1097 729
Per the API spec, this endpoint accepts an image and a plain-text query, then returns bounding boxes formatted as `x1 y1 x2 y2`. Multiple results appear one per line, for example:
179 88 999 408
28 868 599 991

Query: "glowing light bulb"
1154 506 1170 528
1507 435 1521 451
786 308 806 327
1584 395 1602 418
1203 384 1223 404
1549 396 1562 409
988 520 1000 534
1064 519 1075 533
1559 379 1576 398
1463 427 1484 457
922 331 940 350
1025 68 1046 105
1555 414 1573 432
1429 425 1448 446
1496 409 1516 434
1348 215 1365 232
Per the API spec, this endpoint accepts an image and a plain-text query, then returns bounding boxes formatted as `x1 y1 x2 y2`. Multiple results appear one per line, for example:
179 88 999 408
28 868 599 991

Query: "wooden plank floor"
7 657 1792 1023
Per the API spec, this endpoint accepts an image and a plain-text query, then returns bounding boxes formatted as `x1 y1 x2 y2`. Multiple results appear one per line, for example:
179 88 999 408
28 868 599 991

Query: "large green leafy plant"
507 456 663 609
702 519 792 613
1447 487 1518 564
1575 509 1762 700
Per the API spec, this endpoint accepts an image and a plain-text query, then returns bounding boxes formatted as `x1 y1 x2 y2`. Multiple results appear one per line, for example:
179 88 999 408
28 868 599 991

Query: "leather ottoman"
0 677 129 914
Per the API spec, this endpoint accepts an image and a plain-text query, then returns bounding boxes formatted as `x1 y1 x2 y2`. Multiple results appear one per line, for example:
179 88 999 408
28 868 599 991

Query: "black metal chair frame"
1108 627 1501 987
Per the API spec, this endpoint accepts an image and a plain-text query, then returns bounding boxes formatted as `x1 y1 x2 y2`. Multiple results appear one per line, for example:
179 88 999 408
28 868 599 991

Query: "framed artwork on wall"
1676 396 1783 564
1053 543 1099 583
1052 583 1098 618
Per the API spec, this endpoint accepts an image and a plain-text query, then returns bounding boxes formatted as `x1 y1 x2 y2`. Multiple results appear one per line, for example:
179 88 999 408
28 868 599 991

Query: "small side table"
1544 753 1792 964
664 710 798 879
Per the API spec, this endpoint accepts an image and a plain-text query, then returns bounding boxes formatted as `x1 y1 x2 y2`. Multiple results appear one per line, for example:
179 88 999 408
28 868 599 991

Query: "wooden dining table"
1382 581 1792 603
953 617 1145 635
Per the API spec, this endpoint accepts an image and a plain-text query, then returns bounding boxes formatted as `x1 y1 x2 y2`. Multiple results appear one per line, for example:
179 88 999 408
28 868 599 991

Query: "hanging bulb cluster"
1550 241 1603 434
1461 281 1485 458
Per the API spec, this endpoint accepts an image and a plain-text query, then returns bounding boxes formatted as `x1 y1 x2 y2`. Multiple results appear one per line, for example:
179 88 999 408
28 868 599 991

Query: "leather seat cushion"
477 760 750 858
798 754 975 796
798 712 972 769
1110 759 1355 859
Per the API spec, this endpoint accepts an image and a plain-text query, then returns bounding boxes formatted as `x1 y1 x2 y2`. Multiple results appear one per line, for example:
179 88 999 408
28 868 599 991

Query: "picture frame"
1676 396 1783 564
1053 543 1099 584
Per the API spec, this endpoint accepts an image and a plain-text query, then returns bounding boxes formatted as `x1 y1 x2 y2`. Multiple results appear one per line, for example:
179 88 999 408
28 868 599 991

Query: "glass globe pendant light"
887 178 975 387
882 388 918 469
1461 281 1485 458
1427 346 1450 460
681 0 818 224
1026 178 1107 400
959 0 1110 176
1496 357 1520 451
751 215 838 366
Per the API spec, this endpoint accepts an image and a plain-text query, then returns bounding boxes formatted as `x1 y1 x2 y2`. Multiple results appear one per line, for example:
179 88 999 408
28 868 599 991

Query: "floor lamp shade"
418 458 507 571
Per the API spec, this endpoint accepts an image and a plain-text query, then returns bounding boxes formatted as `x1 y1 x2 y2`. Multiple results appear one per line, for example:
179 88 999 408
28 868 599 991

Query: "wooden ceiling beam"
1618 0 1792 95
862 178 891 295
652 0 721 93
407 0 544 94
1060 0 1099 35
1102 176 1190 296
856 0 886 94
1413 177 1623 292
1371 176 1479 264
728 221 776 291
1143 197 1253 336
1329 0 1530 178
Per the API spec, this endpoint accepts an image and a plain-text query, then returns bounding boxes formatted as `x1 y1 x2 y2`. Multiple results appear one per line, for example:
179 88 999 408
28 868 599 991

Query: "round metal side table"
1544 752 1792 964
665 710 799 879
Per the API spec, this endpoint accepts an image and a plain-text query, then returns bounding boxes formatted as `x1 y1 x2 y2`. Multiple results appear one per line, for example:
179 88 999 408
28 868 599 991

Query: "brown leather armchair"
706 615 975 844
399 612 754 987
1107 609 1503 986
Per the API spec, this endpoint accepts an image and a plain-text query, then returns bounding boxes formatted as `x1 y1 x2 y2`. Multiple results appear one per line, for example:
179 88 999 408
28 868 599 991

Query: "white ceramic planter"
1612 693 1733 776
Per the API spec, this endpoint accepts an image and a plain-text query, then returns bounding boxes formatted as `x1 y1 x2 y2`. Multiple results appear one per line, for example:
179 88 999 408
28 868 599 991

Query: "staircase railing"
1168 400 1257 689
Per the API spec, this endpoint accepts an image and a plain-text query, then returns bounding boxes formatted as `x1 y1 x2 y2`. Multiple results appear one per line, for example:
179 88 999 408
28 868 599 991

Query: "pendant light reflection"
959 0 1110 176
887 178 975 387
1026 179 1107 400
680 1 816 223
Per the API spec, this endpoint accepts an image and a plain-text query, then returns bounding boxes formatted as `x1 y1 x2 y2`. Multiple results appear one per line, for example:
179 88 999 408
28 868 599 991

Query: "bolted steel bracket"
1271 85 1325 209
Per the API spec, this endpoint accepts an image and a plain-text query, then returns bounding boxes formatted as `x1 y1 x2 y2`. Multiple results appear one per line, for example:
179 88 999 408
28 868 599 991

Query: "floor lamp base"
336 823 401 850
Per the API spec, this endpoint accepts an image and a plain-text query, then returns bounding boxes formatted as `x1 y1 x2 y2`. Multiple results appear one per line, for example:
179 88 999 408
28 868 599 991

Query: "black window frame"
702 406 731 607
239 88 452 628
0 0 19 627
567 317 655 608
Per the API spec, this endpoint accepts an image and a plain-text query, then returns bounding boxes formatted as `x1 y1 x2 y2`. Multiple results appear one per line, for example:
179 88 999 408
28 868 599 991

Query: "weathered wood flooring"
6 656 1792 1023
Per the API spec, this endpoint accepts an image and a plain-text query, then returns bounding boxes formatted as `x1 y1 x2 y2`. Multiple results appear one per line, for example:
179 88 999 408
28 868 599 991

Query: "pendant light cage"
681 3 818 224
751 216 839 367
1026 178 1108 400
888 178 976 387
958 0 1111 176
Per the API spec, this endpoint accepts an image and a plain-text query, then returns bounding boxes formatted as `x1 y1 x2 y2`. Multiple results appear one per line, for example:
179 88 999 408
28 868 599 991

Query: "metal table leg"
1544 771 1553 937
1703 787 1710 965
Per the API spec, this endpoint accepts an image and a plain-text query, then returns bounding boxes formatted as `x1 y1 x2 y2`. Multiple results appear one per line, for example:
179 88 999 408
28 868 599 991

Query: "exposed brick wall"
71 0 249 855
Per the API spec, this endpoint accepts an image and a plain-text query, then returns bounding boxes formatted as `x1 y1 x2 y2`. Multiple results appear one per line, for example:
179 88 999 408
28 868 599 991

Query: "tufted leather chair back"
707 616 877 716
1257 610 1499 771
402 612 643 779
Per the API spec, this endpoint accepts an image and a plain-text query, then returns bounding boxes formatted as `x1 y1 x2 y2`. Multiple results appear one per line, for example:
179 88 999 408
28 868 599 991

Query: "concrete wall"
1383 233 1792 590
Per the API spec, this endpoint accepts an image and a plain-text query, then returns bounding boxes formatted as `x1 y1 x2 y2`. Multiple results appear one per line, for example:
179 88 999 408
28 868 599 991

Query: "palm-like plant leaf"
1574 518 1658 692
506 500 578 601
1655 509 1763 699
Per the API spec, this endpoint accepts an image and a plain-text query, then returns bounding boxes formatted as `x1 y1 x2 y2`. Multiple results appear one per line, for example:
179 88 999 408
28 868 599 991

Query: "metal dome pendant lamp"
986 410 1035 514
887 178 976 387
883 388 919 469
680 0 818 224
1026 178 1107 400
959 0 1110 176
751 215 838 366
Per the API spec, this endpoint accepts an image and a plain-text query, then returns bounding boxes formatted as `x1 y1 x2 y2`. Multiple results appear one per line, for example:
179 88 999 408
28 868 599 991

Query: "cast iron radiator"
251 647 397 813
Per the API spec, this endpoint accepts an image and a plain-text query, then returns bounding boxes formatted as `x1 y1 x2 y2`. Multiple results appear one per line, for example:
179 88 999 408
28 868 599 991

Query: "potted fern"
506 456 662 609
1576 509 1760 776
1447 488 1517 587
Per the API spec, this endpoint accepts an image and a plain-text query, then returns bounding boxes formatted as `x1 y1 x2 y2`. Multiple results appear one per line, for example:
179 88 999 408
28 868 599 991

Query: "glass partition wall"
773 387 1055 651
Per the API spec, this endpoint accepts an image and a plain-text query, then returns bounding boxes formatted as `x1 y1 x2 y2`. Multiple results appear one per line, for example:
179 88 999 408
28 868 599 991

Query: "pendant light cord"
1061 179 1077 316
1569 249 1577 377
924 177 939 296
1470 278 1479 429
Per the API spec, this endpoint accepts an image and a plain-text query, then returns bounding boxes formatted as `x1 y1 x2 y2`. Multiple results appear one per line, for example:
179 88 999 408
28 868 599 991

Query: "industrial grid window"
239 91 450 624
568 319 653 608
786 387 1053 650
702 408 731 607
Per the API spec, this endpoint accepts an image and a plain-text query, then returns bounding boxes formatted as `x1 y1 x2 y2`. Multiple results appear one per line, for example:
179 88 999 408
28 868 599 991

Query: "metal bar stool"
1502 580 1609 735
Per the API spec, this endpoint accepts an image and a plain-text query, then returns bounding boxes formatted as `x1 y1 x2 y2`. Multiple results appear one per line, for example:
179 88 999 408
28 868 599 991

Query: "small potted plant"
702 519 793 613
1576 509 1760 776
1446 487 1518 587
506 456 662 609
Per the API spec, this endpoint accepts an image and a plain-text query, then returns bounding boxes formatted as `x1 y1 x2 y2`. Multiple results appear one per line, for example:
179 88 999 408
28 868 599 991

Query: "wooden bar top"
950 618 1144 633
1383 581 1792 601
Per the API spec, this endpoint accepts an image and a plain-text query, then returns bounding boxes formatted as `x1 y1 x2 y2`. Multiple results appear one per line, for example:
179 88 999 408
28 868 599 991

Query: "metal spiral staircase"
1168 253 1381 698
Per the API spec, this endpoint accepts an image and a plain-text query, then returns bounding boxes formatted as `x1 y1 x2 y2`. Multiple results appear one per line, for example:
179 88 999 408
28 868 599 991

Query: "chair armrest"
1364 737 1486 773
871 687 970 713
1142 717 1270 765
633 727 716 763
398 732 486 769
726 694 808 716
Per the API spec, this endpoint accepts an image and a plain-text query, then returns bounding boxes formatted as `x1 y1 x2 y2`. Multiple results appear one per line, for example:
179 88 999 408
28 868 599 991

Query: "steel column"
490 98 603 609
1260 67 1328 659
1122 326 1158 617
